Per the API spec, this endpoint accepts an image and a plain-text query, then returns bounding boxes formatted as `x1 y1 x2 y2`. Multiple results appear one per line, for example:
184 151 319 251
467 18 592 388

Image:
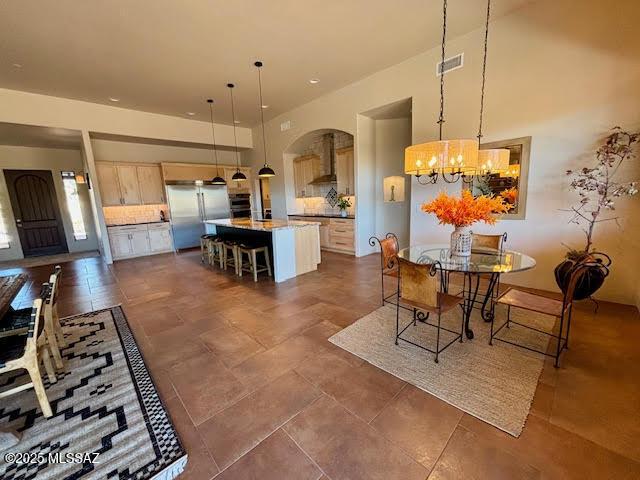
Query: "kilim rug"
329 303 553 437
0 306 187 479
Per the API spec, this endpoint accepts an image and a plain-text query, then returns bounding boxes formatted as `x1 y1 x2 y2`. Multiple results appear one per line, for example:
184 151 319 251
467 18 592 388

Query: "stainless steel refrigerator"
165 181 230 250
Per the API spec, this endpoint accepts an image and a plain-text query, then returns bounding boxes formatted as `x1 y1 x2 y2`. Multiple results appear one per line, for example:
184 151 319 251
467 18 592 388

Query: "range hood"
309 133 337 185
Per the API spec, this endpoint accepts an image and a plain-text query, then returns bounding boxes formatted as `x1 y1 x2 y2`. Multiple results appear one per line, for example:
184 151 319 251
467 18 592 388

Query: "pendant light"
254 61 276 178
207 99 227 185
404 0 478 184
227 83 247 182
476 0 509 175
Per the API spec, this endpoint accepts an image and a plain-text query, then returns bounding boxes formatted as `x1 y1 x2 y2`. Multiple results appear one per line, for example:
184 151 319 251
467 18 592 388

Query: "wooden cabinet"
293 155 320 198
108 223 173 260
96 162 165 206
96 163 122 206
137 165 166 204
336 147 355 196
148 223 173 252
328 218 355 254
117 165 142 205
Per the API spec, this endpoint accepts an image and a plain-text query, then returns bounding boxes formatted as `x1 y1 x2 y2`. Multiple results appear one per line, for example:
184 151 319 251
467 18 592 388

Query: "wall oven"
229 193 251 218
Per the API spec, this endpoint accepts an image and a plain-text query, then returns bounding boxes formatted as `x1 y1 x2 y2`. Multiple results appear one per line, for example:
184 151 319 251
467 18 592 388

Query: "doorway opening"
4 169 69 257
259 177 272 219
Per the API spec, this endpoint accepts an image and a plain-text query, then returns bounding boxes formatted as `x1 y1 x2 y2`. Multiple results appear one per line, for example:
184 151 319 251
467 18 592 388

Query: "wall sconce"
383 176 405 203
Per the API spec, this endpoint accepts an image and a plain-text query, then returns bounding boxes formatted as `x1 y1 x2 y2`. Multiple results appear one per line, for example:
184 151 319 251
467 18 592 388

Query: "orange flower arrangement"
421 190 511 227
499 187 518 205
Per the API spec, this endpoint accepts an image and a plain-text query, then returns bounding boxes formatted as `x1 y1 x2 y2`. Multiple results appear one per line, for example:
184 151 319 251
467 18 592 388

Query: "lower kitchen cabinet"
108 223 174 260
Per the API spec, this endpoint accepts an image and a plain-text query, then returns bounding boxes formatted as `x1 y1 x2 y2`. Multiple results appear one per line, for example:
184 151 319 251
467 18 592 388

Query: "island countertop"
204 218 320 232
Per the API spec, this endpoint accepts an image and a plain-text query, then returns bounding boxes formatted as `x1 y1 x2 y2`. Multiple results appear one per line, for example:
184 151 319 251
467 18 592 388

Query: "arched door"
4 170 68 256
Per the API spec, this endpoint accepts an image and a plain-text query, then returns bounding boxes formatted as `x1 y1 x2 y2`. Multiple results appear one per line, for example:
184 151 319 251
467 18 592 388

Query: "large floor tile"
198 370 321 470
428 426 540 479
169 352 248 425
166 397 220 480
214 429 322 480
199 324 265 367
370 384 463 470
284 394 428 480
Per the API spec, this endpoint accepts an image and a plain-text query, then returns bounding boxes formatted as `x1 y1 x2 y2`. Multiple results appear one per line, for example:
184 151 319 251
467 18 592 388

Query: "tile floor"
3 250 640 479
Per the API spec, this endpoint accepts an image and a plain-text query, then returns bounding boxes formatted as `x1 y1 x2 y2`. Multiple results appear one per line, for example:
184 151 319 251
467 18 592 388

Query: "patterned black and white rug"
0 306 187 480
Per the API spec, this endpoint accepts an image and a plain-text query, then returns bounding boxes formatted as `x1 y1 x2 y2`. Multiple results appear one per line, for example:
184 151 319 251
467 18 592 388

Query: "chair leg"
554 314 565 368
219 245 225 269
53 305 65 348
395 292 400 346
200 239 206 263
264 249 272 277
251 250 258 282
46 326 64 370
41 347 57 383
565 305 573 350
26 363 52 418
381 271 385 306
237 249 243 277
435 312 441 364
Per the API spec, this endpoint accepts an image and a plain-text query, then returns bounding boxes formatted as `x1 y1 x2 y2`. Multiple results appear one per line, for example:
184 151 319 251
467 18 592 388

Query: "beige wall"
246 0 640 305
0 146 99 261
91 138 245 166
0 88 252 149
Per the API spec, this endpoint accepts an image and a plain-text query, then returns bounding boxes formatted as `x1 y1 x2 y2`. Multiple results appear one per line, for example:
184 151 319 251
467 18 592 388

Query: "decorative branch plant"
565 127 638 257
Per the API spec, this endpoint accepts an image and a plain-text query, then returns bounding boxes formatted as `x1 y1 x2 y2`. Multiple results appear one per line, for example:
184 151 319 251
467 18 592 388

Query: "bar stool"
237 244 273 282
222 241 239 274
200 234 217 263
207 237 224 268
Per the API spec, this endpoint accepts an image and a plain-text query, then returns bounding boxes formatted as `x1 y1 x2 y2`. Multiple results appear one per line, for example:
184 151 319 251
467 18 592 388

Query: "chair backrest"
370 233 399 270
48 265 62 307
471 232 507 252
398 256 440 309
24 293 45 355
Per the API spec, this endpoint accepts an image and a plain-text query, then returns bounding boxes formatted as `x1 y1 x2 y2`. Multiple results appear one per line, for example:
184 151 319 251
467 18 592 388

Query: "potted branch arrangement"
422 190 511 257
555 127 639 299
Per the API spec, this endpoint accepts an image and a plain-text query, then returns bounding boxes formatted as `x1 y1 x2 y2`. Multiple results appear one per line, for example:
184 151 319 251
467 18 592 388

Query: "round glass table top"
397 244 536 274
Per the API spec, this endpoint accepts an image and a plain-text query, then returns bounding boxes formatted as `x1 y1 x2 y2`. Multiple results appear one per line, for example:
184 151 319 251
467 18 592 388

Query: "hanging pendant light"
476 0 509 175
404 0 478 184
254 61 276 178
207 99 227 185
227 83 247 182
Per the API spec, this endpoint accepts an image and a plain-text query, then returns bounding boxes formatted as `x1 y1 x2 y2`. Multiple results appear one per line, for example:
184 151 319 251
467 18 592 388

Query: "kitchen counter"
205 218 319 232
204 218 321 282
288 213 355 219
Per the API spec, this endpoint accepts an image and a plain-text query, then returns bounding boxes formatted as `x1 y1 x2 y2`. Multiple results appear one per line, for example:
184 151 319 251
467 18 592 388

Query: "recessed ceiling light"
109 97 120 102
309 78 320 84
12 63 22 68
234 120 241 124
261 105 269 109
186 112 195 116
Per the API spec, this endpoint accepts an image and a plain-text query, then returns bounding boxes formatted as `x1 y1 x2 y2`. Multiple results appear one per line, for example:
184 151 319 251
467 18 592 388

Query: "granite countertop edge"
288 213 356 219
106 221 170 227
204 219 320 231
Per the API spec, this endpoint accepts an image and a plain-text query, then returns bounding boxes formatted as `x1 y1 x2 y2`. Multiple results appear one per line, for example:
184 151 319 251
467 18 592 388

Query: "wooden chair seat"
497 288 564 317
402 292 462 314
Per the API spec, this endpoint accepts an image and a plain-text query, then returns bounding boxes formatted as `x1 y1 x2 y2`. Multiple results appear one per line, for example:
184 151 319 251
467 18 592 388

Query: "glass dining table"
397 244 536 339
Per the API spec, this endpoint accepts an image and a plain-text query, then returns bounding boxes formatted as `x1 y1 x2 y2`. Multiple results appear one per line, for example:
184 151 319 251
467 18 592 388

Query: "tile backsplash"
298 195 356 216
103 204 169 225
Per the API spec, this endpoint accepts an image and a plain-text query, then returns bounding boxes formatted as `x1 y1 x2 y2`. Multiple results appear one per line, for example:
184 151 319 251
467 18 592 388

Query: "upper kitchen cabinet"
96 162 165 206
293 154 320 197
336 147 355 196
223 166 252 194
137 165 166 204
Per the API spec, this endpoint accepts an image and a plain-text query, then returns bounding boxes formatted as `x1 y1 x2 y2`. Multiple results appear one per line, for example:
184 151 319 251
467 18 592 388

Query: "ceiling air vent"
436 53 464 76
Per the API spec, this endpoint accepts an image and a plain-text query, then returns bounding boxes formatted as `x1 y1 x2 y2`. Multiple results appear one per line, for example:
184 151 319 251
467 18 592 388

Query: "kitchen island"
204 218 321 282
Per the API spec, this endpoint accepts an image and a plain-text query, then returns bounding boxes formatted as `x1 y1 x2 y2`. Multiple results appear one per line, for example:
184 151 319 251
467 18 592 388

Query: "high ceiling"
0 0 531 126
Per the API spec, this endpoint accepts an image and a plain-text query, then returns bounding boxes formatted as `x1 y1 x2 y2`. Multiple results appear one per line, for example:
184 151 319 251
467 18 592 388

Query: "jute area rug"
329 303 553 436
0 306 187 480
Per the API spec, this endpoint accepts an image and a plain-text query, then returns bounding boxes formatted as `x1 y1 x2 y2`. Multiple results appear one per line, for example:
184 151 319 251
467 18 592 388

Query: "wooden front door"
4 170 68 257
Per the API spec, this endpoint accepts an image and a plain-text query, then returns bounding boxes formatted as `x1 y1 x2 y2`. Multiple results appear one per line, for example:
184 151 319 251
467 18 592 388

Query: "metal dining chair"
369 233 400 306
395 256 464 363
491 260 593 367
